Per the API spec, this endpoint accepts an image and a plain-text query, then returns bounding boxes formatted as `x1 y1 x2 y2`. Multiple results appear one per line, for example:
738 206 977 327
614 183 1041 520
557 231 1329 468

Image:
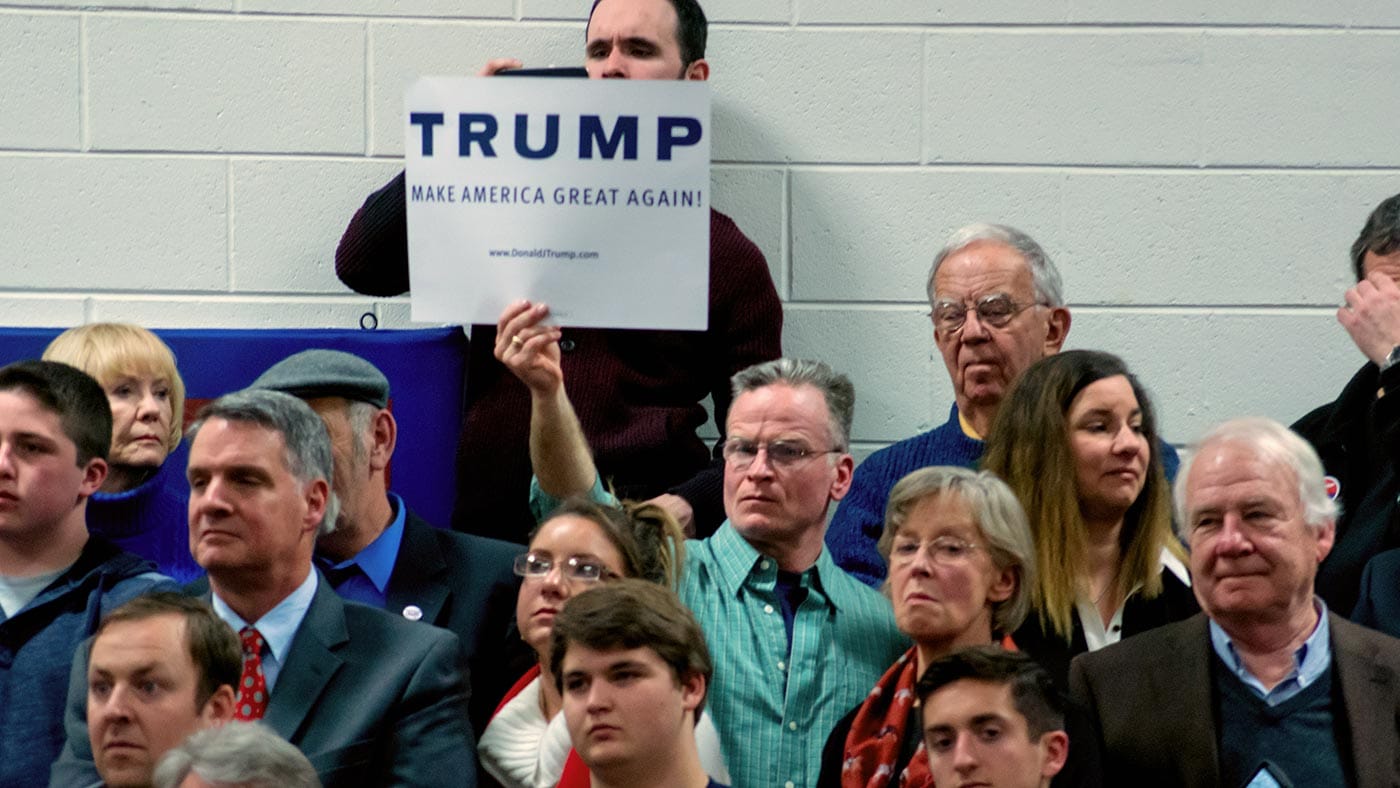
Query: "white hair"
1174 417 1339 538
152 722 319 788
926 223 1065 308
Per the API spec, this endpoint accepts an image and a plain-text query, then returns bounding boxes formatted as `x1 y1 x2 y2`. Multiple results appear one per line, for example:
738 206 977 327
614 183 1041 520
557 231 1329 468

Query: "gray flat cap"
250 349 389 408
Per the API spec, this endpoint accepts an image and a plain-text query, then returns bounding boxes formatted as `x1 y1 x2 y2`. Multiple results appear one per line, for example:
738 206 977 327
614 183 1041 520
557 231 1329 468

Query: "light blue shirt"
1209 599 1332 707
315 493 407 608
212 569 319 692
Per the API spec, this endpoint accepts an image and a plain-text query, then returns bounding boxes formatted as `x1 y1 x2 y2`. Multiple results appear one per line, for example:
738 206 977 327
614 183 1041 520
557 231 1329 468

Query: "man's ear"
303 478 330 534
368 409 397 472
679 670 706 716
1040 730 1069 778
828 453 856 502
79 457 108 498
683 59 709 81
1043 307 1071 354
201 684 237 726
1315 517 1336 563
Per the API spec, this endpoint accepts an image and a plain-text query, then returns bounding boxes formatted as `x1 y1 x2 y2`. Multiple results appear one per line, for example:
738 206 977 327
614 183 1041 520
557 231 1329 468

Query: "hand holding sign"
478 58 523 76
495 300 563 397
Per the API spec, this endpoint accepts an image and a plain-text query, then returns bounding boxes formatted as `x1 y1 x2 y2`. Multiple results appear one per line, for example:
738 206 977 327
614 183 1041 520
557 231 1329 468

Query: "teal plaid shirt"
531 478 909 788
684 523 908 788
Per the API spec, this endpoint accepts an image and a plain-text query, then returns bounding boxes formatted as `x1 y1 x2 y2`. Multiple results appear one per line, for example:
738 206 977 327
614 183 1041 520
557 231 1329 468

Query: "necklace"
1092 568 1121 607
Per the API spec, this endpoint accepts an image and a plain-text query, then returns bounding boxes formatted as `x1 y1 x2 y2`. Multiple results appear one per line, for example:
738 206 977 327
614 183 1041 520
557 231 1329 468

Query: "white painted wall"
2 2 1397 459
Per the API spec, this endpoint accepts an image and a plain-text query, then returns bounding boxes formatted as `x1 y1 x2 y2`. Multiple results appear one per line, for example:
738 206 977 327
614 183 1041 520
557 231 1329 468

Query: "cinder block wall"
3 2 1398 458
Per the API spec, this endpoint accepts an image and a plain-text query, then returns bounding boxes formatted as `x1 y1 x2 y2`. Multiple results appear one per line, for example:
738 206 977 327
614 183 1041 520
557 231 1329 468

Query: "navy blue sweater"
0 537 170 786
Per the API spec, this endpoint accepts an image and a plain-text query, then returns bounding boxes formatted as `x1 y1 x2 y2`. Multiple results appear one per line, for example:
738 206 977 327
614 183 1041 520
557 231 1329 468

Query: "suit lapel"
1331 615 1396 788
263 581 348 742
1152 615 1221 785
386 513 450 625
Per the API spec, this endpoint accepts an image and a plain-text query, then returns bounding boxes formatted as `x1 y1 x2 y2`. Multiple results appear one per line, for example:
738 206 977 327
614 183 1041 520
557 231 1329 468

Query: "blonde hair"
43 323 186 453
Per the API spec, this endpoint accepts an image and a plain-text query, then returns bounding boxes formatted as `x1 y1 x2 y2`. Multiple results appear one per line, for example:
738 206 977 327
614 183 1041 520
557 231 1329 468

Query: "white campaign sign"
404 76 711 330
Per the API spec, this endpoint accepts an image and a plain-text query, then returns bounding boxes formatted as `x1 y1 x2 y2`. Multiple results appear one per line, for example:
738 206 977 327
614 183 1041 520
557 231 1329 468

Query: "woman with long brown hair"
981 350 1196 684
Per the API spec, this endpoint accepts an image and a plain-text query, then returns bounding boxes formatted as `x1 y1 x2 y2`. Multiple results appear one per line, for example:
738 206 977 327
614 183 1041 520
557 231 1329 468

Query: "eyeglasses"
889 536 983 566
719 439 841 470
513 552 619 583
931 293 1044 334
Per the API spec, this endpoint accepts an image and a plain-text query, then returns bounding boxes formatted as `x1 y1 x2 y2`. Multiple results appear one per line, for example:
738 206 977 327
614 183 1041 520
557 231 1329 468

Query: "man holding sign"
336 0 781 543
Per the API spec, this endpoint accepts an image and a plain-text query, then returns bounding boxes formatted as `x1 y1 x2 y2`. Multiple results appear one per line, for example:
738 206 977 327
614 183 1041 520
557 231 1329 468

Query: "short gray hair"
730 358 855 451
926 223 1065 308
877 466 1037 634
345 399 377 465
188 389 340 536
1174 417 1339 537
152 722 320 788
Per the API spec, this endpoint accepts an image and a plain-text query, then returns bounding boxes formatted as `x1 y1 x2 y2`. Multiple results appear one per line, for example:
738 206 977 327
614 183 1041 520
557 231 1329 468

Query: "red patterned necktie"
235 626 269 721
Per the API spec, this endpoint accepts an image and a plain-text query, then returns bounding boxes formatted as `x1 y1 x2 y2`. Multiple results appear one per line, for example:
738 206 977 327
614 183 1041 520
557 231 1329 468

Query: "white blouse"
1075 547 1191 652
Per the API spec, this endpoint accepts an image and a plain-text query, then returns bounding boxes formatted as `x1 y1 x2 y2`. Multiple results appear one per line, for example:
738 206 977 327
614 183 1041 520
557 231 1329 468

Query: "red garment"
556 751 590 788
840 637 1018 788
840 648 933 788
493 663 542 716
335 173 783 541
234 627 269 721
489 664 591 788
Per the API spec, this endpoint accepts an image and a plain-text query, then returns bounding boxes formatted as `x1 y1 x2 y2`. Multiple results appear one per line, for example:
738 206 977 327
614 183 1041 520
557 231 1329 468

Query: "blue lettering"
430 112 705 160
578 115 639 160
657 116 702 161
514 113 560 159
410 113 445 156
459 113 498 157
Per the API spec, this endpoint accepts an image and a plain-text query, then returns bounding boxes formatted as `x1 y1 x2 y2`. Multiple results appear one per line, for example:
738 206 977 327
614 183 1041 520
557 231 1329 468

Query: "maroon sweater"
335 172 782 541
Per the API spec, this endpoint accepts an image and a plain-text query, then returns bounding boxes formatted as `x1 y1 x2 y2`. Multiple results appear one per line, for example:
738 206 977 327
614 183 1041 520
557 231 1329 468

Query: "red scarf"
841 637 1017 788
840 648 933 788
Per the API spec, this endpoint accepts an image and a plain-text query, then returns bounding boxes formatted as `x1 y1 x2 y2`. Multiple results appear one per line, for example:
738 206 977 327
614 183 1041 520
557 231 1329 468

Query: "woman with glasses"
478 496 729 788
42 323 202 582
981 350 1196 687
818 465 1037 788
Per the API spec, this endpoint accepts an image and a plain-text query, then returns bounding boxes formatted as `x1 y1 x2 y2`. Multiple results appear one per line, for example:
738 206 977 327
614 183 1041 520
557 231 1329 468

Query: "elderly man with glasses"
829 223 1165 591
824 224 1073 587
497 324 907 788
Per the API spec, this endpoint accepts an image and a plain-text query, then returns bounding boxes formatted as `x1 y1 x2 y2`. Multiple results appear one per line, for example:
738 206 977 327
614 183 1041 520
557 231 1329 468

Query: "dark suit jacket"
1069 612 1400 788
387 510 523 732
50 579 476 788
1351 548 1400 636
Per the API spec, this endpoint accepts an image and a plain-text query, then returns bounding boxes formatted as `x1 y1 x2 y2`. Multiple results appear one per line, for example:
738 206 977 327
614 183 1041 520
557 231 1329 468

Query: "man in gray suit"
52 389 475 787
1070 417 1400 788
249 349 521 731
